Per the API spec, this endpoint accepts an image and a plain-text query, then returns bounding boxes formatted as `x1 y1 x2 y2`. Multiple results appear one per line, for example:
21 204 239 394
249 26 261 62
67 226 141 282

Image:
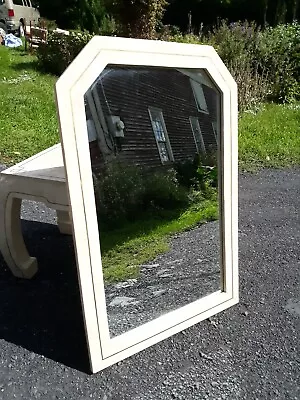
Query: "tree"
107 0 168 38
38 0 107 33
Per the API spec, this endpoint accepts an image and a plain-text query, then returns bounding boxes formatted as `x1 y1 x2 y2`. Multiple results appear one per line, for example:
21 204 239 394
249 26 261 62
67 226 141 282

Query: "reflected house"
85 66 220 169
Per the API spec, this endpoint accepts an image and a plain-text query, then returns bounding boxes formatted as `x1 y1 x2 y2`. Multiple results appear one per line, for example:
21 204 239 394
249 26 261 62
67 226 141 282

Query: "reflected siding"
88 67 218 168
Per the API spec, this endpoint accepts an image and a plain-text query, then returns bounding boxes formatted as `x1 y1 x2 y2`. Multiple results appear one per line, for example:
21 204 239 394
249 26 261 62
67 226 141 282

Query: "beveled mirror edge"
55 36 238 374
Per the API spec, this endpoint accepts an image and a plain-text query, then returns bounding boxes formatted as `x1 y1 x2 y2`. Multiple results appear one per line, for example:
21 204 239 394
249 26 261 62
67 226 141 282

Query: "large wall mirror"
55 37 238 373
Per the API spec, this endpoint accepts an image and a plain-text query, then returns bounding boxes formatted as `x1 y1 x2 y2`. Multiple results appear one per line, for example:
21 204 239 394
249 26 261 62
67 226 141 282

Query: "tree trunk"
292 0 298 20
262 0 269 27
275 0 287 24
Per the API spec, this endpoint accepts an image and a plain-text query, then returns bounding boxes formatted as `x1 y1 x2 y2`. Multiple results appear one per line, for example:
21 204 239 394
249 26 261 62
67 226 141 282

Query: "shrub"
39 18 57 31
196 20 300 108
175 152 218 191
37 30 92 75
143 168 188 210
93 162 145 227
257 23 300 103
108 0 168 39
203 20 271 111
93 161 191 228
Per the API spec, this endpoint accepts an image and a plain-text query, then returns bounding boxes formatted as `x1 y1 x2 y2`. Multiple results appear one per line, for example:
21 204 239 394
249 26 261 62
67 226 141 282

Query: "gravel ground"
106 221 220 337
0 167 299 400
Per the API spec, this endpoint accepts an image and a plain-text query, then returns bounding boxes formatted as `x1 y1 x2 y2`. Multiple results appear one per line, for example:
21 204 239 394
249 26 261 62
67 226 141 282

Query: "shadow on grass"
99 208 185 253
12 59 40 72
0 220 90 373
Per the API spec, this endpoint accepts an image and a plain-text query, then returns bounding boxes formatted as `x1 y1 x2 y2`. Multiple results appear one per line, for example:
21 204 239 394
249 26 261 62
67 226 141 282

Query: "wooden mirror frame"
55 36 239 373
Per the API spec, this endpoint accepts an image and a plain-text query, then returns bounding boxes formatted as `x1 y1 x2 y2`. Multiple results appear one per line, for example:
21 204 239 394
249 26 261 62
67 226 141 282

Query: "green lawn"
239 103 300 170
0 45 59 165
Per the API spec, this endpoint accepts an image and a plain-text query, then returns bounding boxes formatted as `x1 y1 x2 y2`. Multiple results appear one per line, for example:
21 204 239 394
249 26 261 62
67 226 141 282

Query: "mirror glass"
84 65 222 338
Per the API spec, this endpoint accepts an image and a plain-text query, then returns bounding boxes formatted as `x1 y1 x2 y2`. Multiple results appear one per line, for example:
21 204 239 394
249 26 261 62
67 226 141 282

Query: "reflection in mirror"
84 65 222 338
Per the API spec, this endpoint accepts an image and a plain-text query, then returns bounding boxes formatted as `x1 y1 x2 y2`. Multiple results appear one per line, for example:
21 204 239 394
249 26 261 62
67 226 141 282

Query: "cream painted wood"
0 144 69 278
55 36 239 373
56 210 72 235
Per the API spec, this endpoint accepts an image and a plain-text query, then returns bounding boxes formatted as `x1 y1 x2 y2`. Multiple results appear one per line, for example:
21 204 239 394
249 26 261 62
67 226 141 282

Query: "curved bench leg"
56 210 72 235
0 193 38 279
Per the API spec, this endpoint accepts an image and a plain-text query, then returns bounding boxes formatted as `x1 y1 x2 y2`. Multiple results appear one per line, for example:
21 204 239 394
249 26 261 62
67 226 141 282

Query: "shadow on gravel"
0 220 90 373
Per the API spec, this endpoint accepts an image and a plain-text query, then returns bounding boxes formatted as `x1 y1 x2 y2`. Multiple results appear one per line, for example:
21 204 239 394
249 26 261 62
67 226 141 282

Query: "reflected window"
190 116 206 154
148 107 174 164
190 79 208 113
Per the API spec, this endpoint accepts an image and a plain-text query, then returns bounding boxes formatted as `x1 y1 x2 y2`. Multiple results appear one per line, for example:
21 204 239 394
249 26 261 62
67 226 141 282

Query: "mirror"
55 36 238 373
84 65 222 338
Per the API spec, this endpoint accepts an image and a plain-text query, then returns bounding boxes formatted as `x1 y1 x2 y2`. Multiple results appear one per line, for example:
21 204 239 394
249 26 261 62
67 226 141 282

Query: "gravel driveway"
0 167 299 399
105 220 220 337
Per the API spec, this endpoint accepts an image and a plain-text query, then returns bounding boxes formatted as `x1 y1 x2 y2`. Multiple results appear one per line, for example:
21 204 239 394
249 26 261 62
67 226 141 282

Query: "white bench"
0 144 71 279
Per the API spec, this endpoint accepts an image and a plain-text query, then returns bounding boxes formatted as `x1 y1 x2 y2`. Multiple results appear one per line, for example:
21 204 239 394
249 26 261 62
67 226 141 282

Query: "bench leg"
56 210 72 235
0 194 38 279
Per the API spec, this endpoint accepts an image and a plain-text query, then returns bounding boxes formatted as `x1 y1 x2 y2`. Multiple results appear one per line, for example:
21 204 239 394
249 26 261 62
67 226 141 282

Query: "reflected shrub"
175 152 218 192
142 168 188 210
93 157 218 229
93 161 190 228
93 162 145 226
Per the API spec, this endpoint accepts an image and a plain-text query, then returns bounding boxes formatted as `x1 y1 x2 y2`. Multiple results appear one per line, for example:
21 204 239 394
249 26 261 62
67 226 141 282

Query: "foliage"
256 22 300 103
38 0 110 33
194 20 300 109
106 0 168 38
93 162 190 228
36 30 92 76
175 153 218 191
203 20 271 110
39 18 57 31
163 0 300 32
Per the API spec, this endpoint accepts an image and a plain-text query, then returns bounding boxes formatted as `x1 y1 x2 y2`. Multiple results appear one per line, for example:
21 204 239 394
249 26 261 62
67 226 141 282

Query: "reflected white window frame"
55 37 239 374
148 107 174 164
189 116 206 154
190 79 209 114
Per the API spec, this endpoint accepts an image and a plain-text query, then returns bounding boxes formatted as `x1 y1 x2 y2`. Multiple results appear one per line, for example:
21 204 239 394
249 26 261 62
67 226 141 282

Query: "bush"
257 23 300 103
203 20 271 111
108 0 168 39
37 30 92 75
39 18 57 31
93 162 191 228
175 153 218 191
198 20 300 108
93 162 145 227
143 168 188 210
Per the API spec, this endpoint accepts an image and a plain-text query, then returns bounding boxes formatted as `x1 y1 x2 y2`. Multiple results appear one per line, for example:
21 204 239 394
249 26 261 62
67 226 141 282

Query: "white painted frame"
55 36 238 374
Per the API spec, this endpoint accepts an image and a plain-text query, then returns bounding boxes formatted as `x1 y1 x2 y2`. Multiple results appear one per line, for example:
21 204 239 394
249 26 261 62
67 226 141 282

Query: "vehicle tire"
0 22 7 33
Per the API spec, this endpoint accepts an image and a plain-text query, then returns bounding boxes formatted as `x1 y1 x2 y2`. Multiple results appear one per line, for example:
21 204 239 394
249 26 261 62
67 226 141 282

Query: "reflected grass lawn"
100 197 218 282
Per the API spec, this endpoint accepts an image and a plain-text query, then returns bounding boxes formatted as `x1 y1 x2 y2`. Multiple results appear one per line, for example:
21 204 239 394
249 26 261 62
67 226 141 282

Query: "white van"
0 0 40 34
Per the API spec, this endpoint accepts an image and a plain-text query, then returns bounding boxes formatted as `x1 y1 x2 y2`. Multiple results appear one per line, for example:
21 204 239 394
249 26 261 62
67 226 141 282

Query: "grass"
0 44 59 165
100 197 218 282
239 103 300 171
